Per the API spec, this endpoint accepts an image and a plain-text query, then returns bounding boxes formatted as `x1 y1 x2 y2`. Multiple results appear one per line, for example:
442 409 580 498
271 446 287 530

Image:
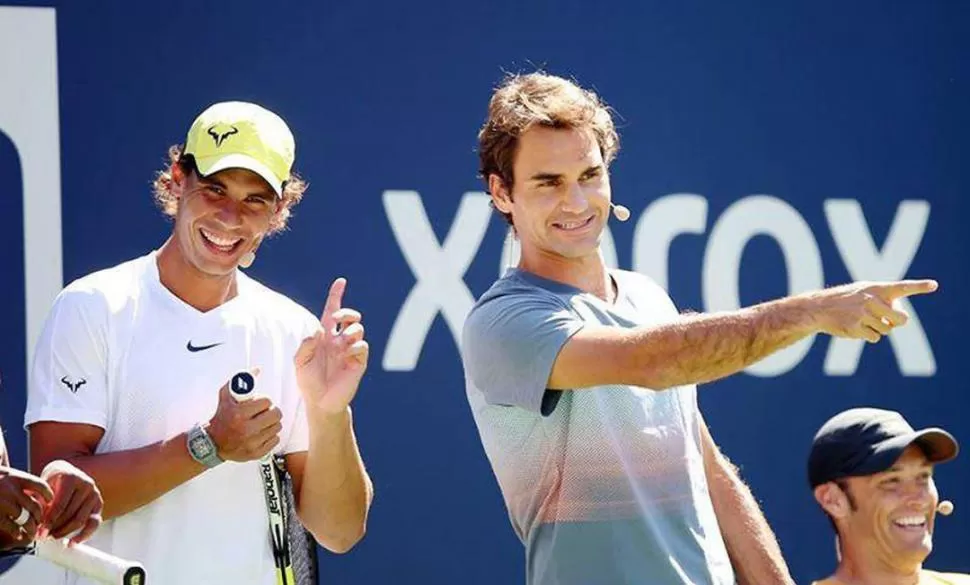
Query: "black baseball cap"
808 407 959 488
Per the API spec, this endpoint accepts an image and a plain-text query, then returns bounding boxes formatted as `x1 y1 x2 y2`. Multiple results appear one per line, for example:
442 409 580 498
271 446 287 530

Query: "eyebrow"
528 165 603 183
200 176 275 201
247 190 276 202
884 463 933 473
528 172 563 183
199 176 225 189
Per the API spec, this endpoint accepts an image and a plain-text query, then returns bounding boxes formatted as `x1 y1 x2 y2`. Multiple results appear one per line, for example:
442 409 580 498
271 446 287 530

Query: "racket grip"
229 371 256 402
35 538 146 585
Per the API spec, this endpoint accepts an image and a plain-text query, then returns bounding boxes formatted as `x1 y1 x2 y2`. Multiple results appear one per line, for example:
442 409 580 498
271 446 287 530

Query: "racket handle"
230 371 256 402
35 538 145 585
229 371 277 465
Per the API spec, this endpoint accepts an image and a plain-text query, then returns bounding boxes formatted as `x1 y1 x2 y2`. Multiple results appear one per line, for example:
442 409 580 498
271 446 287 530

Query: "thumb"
294 335 317 368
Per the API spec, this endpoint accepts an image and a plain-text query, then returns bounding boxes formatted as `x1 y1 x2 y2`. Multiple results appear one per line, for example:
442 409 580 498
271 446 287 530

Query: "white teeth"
200 228 241 248
894 516 926 527
556 218 591 229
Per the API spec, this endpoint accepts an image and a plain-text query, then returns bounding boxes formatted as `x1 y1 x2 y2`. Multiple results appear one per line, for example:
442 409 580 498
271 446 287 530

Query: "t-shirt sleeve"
280 313 318 455
25 288 109 430
462 291 583 415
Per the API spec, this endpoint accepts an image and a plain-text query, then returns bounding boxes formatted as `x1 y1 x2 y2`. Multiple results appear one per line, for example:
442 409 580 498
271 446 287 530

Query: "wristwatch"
187 423 224 468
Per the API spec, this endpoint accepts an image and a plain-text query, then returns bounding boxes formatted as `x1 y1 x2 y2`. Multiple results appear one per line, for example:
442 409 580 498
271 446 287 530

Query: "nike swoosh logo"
186 341 224 352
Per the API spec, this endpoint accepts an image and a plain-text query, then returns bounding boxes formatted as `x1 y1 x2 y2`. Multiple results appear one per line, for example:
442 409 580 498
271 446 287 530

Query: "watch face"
191 435 213 457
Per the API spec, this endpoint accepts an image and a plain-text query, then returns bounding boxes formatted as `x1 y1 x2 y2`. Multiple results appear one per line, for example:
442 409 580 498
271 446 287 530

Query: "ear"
170 162 186 199
488 174 513 215
815 483 851 520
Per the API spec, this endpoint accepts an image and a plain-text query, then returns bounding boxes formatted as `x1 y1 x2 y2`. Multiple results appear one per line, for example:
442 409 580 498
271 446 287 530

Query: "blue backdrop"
1 1 967 583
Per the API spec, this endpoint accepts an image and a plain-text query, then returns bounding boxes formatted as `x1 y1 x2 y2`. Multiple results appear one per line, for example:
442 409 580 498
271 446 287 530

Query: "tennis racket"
277 455 318 585
21 537 145 584
230 372 296 585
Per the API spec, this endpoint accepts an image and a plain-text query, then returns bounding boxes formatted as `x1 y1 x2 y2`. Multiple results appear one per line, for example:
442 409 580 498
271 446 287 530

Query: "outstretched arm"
549 280 935 390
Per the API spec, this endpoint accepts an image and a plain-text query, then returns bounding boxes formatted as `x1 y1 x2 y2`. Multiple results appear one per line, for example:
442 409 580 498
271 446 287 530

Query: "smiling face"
170 164 280 278
822 445 940 570
490 125 612 267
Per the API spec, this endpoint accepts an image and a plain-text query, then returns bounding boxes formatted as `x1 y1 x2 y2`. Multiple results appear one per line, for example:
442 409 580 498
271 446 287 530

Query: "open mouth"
199 227 243 255
892 515 928 532
552 216 595 232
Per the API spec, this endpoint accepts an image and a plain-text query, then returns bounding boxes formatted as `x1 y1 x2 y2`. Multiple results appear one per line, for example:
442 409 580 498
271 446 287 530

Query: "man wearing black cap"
808 407 968 585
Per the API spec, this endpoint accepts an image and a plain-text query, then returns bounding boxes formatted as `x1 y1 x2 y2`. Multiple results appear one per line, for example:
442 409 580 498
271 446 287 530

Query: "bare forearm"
708 456 793 585
626 295 817 389
60 433 205 521
298 408 372 553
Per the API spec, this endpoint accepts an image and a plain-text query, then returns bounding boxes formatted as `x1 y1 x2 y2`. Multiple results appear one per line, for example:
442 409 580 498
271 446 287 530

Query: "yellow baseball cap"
183 101 295 197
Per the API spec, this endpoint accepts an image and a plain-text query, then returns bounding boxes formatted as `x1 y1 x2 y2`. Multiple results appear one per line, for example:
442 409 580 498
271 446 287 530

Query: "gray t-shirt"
462 268 735 585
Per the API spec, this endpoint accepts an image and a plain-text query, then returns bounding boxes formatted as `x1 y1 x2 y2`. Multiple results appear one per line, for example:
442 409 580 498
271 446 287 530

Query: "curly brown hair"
152 144 308 235
477 72 620 225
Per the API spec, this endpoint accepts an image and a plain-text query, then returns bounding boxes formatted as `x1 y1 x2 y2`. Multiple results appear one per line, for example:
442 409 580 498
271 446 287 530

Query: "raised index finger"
879 279 939 300
321 278 347 332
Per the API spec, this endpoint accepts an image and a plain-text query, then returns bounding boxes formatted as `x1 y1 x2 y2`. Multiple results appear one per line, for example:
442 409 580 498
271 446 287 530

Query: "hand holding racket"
228 371 297 585
295 277 369 415
39 460 103 544
207 370 284 463
0 465 53 549
0 462 141 584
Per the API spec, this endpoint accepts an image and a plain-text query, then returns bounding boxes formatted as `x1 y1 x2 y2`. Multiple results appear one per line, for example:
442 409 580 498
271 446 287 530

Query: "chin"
552 236 603 257
889 539 933 564
191 253 240 277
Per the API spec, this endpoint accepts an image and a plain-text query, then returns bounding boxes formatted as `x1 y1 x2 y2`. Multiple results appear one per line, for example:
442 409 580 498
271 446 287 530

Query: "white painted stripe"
0 6 64 373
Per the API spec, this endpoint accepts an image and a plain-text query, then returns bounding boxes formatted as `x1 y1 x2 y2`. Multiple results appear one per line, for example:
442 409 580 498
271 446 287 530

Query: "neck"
832 547 924 585
518 246 613 302
156 236 237 312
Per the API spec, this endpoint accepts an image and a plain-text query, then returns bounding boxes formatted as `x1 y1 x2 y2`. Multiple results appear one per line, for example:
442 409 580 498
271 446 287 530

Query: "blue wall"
1 1 968 582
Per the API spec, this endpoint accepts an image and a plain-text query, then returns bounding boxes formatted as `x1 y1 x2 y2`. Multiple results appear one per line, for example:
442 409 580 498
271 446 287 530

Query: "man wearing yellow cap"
25 102 373 584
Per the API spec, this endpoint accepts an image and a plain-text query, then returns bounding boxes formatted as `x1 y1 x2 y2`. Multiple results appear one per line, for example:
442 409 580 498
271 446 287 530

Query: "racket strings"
275 455 318 585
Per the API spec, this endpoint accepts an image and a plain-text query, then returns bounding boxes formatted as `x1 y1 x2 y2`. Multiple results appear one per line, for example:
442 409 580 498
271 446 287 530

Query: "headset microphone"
611 202 630 222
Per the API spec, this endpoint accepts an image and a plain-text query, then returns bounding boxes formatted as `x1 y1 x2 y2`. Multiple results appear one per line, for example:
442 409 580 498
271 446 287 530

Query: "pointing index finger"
321 278 347 332
879 279 939 300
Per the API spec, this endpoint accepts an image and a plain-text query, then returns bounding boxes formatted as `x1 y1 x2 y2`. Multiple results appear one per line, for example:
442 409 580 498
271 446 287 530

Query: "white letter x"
382 190 492 371
824 199 935 376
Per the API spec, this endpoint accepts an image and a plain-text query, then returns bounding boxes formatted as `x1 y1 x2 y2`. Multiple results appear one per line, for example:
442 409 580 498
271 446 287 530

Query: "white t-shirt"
25 251 319 585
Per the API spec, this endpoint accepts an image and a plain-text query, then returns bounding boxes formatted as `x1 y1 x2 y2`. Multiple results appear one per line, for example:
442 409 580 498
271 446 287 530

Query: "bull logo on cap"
207 124 239 147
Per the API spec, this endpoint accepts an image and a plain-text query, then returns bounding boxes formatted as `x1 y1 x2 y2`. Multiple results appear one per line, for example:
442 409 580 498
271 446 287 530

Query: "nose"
214 199 244 228
902 484 933 509
561 182 590 214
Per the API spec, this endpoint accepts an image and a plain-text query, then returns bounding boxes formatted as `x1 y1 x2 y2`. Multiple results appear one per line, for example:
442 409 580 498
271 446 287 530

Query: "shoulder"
466 272 571 330
474 270 572 310
55 254 152 316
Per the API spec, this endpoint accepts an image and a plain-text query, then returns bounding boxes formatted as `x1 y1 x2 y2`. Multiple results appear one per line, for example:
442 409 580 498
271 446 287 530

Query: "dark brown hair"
152 144 308 235
477 72 620 224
